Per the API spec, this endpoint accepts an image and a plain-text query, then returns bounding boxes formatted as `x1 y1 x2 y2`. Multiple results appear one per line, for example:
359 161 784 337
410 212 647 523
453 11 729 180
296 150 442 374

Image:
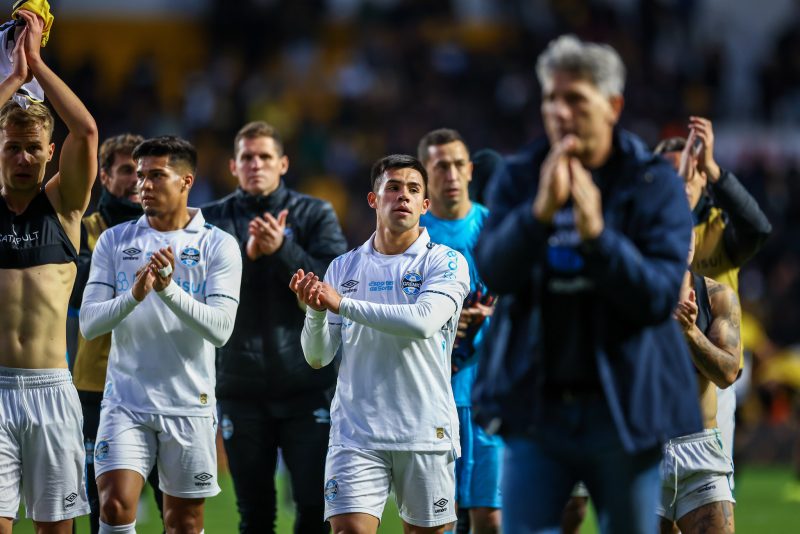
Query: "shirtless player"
0 11 97 534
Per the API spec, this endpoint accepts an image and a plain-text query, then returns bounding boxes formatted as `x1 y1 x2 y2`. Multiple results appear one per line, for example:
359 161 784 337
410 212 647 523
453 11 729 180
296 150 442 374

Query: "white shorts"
657 429 735 522
716 386 736 464
324 445 457 528
94 402 220 498
0 367 90 522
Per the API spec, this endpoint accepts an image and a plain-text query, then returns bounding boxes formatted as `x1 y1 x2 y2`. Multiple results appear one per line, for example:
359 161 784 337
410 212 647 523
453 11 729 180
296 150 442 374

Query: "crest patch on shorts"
95 440 110 461
221 414 234 440
324 478 339 502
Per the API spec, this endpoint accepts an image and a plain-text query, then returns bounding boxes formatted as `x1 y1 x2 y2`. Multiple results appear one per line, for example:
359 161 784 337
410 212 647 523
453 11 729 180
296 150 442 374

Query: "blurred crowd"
44 0 800 458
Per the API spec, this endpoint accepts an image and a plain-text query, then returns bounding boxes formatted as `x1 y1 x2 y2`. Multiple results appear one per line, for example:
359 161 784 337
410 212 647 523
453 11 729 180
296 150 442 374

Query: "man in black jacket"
202 121 347 534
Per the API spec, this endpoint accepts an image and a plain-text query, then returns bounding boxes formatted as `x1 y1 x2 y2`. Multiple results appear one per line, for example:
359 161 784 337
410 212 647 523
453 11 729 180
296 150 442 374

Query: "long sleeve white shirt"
80 209 242 415
301 228 469 453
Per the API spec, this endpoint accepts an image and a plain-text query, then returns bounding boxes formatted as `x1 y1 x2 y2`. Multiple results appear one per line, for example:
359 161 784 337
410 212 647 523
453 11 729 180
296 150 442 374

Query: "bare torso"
0 184 82 369
697 375 718 430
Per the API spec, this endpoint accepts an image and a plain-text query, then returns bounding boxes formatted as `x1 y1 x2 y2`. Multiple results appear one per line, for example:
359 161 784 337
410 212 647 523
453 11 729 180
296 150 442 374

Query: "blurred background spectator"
47 0 800 471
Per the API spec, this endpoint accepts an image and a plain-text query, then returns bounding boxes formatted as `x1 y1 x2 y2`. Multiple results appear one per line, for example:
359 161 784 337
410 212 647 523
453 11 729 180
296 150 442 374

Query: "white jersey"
80 209 241 416
303 228 469 453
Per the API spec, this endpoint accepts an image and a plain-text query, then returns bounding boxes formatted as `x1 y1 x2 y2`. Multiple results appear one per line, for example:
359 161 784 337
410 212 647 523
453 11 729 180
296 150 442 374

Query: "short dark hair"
233 121 284 156
132 136 197 174
416 128 469 164
369 154 428 194
99 133 144 173
654 137 687 155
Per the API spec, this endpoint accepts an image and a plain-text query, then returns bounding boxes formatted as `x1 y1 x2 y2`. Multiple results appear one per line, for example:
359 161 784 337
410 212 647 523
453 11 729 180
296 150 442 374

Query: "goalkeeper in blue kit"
418 129 502 534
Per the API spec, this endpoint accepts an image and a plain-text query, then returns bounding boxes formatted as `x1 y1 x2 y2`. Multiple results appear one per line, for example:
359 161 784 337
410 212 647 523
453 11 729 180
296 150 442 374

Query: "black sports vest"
0 190 78 268
692 272 713 337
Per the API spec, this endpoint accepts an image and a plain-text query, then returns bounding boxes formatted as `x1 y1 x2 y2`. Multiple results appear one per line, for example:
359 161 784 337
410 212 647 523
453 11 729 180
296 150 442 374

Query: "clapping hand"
246 209 288 260
290 269 343 314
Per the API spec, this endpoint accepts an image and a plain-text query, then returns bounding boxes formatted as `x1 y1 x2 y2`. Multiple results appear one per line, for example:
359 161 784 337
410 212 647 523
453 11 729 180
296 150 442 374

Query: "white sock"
99 519 136 533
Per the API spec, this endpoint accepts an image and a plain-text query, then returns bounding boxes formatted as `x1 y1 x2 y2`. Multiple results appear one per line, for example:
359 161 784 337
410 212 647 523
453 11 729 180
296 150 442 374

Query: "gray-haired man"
473 35 700 534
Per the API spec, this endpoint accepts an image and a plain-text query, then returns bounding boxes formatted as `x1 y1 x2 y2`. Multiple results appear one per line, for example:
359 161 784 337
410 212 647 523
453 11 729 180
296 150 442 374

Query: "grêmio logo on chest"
120 246 202 267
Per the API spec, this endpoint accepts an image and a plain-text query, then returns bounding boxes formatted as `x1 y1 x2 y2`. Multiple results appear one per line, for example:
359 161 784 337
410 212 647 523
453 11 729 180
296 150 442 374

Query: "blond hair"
0 100 55 140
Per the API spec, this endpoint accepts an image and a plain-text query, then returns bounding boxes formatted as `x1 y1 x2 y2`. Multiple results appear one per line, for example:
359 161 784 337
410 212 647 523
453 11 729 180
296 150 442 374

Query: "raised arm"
19 10 97 213
689 116 771 265
0 28 30 103
709 170 772 266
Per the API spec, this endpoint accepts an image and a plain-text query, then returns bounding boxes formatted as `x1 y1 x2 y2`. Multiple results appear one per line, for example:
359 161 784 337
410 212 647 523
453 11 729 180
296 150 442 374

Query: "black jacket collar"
233 182 289 213
97 187 143 227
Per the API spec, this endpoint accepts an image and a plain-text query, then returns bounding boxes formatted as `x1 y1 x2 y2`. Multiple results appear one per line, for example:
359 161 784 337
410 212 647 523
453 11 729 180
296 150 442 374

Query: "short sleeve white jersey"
320 228 469 453
83 209 241 415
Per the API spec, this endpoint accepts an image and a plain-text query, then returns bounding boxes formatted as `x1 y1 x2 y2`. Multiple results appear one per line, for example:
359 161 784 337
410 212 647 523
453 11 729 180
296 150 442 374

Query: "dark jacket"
202 184 347 411
473 129 703 453
690 169 772 294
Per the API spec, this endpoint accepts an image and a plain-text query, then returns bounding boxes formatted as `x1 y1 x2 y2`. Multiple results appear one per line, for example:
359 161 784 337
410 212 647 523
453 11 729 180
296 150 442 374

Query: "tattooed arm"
683 278 741 388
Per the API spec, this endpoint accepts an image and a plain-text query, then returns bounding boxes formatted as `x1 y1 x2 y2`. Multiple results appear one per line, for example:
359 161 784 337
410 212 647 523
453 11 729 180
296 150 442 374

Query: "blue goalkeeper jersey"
421 202 490 407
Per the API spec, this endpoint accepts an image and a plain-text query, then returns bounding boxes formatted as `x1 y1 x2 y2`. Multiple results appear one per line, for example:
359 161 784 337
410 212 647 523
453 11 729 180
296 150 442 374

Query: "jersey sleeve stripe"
420 289 459 311
207 293 240 304
87 281 115 289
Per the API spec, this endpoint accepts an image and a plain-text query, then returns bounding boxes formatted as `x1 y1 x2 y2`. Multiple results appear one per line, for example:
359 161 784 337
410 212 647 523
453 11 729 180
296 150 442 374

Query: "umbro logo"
64 492 78 509
433 497 449 513
194 472 213 487
122 247 141 260
341 279 359 294
696 483 717 494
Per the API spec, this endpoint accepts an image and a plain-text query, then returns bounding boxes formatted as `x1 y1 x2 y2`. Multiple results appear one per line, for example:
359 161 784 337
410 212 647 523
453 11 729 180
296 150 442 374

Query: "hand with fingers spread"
131 264 156 302
673 289 698 334
532 135 578 223
148 247 175 292
246 209 289 260
569 158 604 240
688 116 721 183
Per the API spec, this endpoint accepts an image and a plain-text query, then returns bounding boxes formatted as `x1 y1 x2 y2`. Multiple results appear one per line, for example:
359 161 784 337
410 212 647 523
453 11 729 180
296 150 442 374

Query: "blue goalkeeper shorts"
455 406 503 509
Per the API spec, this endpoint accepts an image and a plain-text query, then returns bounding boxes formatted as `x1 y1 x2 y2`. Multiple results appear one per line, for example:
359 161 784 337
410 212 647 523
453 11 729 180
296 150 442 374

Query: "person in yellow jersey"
654 118 771 461
68 134 166 534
